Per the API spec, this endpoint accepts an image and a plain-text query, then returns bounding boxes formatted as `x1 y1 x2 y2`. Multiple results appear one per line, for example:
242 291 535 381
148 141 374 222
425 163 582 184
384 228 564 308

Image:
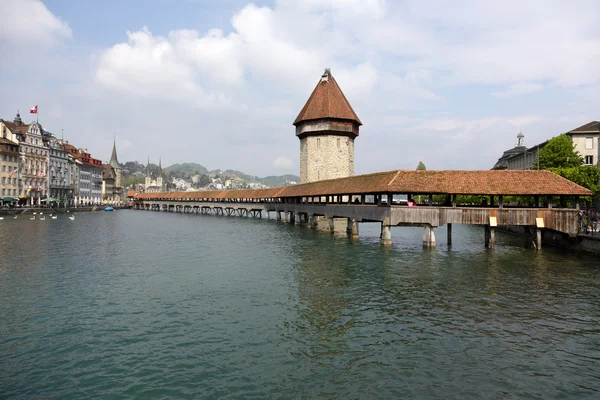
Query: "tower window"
337 138 340 149
317 138 320 149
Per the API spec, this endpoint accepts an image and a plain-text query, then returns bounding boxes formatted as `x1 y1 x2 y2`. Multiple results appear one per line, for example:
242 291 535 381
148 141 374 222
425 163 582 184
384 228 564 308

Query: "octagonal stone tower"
294 69 362 184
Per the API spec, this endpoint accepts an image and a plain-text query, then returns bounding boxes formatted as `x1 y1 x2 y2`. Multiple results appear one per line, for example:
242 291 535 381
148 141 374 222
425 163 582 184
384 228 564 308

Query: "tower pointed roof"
293 69 362 126
109 136 121 169
146 156 150 177
159 157 162 176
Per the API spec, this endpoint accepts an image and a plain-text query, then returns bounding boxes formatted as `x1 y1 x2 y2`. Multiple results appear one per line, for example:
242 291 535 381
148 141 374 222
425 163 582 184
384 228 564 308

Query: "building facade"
492 131 547 170
294 69 361 184
567 121 600 166
19 121 50 206
0 138 19 202
47 134 73 205
62 142 103 205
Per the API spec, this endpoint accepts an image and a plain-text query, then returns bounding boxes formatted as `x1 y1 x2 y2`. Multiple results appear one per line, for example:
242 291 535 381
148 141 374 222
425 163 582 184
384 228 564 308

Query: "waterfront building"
294 68 361 183
144 157 164 192
566 121 600 166
0 116 22 203
492 131 547 170
47 133 73 205
102 139 123 204
17 121 50 206
61 142 103 205
493 121 600 170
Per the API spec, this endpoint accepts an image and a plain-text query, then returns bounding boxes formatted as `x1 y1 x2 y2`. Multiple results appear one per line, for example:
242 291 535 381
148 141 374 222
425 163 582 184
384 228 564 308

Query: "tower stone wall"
300 135 355 183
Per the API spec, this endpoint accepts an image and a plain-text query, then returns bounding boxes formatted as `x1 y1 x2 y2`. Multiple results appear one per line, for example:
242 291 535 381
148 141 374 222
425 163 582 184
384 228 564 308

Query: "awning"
1 197 17 201
41 197 60 202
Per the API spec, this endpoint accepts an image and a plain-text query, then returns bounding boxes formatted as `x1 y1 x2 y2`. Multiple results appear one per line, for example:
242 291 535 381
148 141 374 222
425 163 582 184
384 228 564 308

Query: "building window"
585 155 594 165
586 138 593 150
317 138 321 149
337 138 340 149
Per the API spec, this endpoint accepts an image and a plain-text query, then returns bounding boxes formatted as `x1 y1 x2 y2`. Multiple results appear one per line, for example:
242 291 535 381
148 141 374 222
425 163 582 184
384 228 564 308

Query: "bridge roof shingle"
134 169 593 200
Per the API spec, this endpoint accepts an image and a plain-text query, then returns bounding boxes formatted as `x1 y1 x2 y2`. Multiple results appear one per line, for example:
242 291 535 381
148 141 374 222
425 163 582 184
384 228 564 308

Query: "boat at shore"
104 206 114 211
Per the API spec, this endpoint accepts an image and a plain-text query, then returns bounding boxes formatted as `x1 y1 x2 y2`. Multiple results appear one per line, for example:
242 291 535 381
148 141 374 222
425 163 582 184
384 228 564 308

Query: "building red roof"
293 69 362 126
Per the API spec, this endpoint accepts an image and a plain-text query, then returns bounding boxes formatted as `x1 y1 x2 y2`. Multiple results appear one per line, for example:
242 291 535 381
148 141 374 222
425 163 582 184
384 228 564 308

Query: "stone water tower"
294 69 362 184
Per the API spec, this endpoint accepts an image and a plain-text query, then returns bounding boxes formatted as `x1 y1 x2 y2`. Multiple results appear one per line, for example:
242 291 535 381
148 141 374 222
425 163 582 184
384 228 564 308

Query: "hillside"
121 160 299 187
164 163 209 175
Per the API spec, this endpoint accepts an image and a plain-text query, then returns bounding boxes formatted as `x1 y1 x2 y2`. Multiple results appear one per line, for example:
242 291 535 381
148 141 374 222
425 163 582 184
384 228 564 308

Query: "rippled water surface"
1 210 600 399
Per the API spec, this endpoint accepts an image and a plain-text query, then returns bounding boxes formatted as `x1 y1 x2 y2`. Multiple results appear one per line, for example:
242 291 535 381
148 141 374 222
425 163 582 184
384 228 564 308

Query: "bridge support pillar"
485 225 495 248
536 228 542 250
309 215 318 229
381 222 392 246
276 211 282 221
266 211 270 220
289 212 295 224
447 223 453 246
328 218 335 233
347 218 359 240
423 225 436 248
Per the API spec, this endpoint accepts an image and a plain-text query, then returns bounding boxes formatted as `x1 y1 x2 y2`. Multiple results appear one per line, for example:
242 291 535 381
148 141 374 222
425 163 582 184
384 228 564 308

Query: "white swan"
30 216 35 220
13 215 17 219
51 215 57 220
69 215 75 220
39 216 45 221
0 217 4 220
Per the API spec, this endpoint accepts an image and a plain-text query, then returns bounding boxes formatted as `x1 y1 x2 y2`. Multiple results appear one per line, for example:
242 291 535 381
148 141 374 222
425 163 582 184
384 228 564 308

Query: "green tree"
416 161 427 170
536 134 583 169
198 174 211 187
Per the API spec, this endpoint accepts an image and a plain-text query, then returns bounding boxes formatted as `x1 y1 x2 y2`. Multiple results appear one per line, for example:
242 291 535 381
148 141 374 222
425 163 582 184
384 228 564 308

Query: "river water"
1 210 599 399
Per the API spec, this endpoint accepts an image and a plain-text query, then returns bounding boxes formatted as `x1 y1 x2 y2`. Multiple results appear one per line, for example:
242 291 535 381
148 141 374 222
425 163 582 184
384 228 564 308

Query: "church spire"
14 111 22 126
109 135 121 169
159 157 162 176
146 156 151 177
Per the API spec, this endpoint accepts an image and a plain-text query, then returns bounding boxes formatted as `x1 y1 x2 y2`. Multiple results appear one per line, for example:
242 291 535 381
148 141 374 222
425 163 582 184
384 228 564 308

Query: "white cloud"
0 0 71 47
491 82 544 98
95 27 231 109
272 156 294 169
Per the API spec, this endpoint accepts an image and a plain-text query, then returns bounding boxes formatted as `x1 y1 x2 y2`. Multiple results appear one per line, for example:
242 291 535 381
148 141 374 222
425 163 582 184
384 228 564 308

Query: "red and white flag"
30 105 38 114
9 168 17 177
39 171 46 177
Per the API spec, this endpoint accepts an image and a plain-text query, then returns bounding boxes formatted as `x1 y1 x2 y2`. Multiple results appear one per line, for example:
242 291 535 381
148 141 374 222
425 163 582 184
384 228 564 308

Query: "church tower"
294 68 362 183
145 156 152 189
156 157 163 189
109 137 122 188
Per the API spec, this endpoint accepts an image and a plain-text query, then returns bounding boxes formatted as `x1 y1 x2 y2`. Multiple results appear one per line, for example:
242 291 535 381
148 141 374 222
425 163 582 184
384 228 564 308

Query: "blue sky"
1 0 599 176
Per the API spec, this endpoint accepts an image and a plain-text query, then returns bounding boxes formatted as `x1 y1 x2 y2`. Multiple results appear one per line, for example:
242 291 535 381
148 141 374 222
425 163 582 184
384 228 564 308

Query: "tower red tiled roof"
293 69 362 126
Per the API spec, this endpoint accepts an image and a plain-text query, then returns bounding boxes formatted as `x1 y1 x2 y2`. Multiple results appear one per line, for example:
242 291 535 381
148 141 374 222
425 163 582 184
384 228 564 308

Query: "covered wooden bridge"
131 170 592 249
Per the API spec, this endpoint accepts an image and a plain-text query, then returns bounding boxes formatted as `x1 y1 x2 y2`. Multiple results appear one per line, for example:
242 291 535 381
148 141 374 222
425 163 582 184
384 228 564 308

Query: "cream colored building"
294 69 361 184
567 121 600 166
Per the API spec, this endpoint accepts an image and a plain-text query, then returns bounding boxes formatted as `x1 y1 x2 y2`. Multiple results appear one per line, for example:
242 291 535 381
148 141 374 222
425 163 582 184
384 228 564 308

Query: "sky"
1 0 599 177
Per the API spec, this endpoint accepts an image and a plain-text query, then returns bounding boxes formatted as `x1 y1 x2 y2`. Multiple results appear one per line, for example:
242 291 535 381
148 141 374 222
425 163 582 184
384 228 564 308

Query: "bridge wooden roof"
134 169 592 200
